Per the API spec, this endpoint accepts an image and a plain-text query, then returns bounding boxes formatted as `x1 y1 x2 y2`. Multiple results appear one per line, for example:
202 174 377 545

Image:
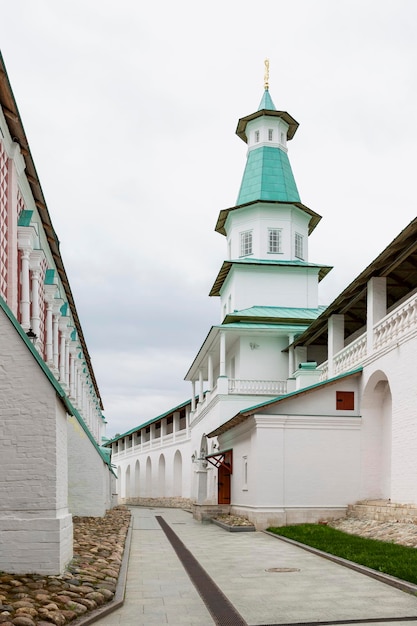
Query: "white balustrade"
333 335 367 376
228 379 287 395
374 292 417 351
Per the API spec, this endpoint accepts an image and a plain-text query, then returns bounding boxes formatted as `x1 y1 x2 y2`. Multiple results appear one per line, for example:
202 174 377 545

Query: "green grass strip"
267 524 417 586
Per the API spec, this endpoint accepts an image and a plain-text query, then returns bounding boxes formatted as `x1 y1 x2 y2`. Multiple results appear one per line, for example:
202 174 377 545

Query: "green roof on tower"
236 144 300 204
257 88 277 111
235 85 301 205
215 66 322 236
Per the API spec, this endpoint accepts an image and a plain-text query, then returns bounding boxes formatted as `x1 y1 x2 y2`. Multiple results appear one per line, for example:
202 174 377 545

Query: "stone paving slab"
94 507 417 626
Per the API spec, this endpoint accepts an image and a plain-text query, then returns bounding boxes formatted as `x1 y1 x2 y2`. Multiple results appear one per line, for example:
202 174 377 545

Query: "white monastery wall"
115 443 191 502
67 415 113 516
0 308 73 574
216 381 362 528
264 378 361 416
361 335 417 504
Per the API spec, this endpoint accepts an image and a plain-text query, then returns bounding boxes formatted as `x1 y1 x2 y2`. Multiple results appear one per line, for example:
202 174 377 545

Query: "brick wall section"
67 415 113 517
0 307 73 574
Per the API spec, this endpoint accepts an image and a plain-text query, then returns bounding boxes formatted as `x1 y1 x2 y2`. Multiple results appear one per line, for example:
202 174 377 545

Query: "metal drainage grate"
156 515 247 626
266 567 300 573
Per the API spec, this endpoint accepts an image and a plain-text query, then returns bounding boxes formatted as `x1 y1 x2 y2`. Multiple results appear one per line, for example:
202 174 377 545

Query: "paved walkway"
94 507 417 626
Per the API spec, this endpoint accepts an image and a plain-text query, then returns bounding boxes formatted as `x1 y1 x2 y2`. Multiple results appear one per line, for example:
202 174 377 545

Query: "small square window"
268 228 282 253
336 391 354 410
240 230 253 256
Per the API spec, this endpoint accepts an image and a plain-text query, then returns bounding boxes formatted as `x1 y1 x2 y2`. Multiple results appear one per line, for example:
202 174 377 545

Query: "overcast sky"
1 1 417 437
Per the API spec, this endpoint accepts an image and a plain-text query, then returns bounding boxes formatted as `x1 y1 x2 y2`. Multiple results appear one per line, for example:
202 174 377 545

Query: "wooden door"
218 450 232 504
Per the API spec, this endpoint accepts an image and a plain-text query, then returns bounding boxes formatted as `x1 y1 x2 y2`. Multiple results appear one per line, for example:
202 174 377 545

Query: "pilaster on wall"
0 513 73 575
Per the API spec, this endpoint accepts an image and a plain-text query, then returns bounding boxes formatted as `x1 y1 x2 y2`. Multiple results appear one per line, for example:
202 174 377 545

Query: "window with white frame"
295 232 304 259
268 128 273 141
255 130 260 143
240 230 253 256
268 228 282 253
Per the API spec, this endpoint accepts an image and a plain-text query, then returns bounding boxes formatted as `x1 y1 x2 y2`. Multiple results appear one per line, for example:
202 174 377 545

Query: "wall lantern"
26 328 37 344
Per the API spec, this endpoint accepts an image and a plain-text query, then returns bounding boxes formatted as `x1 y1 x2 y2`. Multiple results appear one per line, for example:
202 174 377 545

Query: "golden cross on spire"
264 58 270 90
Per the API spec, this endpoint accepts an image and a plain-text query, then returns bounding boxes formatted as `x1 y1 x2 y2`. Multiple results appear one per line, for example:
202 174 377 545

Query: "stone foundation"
192 503 230 522
230 506 347 530
123 497 193 509
348 500 417 523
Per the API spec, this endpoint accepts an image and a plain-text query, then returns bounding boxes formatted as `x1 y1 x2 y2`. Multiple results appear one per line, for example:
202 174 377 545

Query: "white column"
69 349 76 398
20 248 31 330
44 286 57 366
30 268 40 338
198 370 204 403
59 331 66 382
58 319 70 384
219 331 226 377
288 334 295 377
328 314 344 378
29 250 46 341
17 226 36 330
44 300 54 364
208 353 213 391
191 381 196 412
52 313 60 370
65 338 70 387
367 277 387 353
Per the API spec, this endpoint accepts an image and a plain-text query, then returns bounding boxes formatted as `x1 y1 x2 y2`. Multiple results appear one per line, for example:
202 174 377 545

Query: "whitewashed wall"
67 415 114 516
0 308 73 574
217 378 362 528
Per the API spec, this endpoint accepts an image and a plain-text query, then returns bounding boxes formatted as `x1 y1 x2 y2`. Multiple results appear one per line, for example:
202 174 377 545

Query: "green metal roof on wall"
44 269 55 285
237 146 300 205
105 397 193 444
216 322 310 332
17 210 33 227
223 305 327 324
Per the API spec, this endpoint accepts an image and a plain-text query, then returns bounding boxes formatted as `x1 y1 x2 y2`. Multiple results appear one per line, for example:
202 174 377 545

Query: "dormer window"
240 230 253 256
268 228 282 253
255 130 260 143
295 232 304 259
268 129 273 141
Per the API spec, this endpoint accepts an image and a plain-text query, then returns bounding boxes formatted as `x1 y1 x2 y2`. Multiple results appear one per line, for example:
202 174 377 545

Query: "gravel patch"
328 517 417 547
0 506 131 625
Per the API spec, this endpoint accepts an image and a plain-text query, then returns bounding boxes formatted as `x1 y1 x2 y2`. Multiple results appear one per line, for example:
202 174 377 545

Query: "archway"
145 457 152 497
134 460 140 497
117 466 122 504
361 370 392 500
158 454 166 497
173 450 182 496
125 465 131 499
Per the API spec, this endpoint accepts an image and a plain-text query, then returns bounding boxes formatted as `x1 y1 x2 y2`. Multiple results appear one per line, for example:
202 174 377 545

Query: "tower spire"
264 58 269 91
